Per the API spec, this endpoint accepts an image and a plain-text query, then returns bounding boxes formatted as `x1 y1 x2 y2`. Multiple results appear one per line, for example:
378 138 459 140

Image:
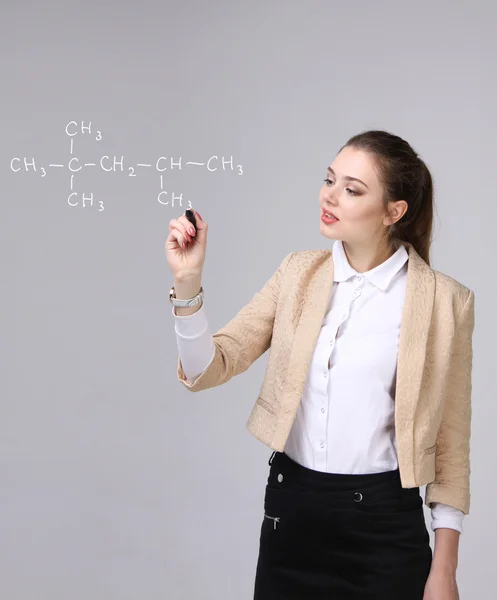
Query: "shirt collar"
332 239 408 291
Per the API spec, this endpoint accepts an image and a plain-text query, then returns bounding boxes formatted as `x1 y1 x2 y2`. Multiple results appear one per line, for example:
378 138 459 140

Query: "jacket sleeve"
425 289 475 515
176 252 294 392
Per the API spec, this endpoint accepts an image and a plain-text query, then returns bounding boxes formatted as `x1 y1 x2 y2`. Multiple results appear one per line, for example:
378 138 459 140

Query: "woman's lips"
322 211 339 224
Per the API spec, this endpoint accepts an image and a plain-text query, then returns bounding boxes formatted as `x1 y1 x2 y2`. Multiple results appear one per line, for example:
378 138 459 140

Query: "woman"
165 130 474 599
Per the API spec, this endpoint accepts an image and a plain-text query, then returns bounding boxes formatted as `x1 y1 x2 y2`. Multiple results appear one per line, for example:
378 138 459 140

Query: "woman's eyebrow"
327 167 369 190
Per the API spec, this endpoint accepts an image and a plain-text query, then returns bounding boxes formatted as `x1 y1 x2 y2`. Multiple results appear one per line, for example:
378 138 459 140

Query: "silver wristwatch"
169 285 204 308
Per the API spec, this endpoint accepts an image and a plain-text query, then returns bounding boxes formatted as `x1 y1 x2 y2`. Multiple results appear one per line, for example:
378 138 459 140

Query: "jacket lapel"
280 242 435 442
394 243 435 452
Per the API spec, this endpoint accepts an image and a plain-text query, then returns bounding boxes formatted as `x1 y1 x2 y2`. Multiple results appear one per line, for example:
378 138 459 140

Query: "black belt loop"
268 451 276 465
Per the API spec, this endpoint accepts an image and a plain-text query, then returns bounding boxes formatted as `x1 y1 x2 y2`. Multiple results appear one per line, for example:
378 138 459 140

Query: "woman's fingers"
179 214 197 238
169 217 195 247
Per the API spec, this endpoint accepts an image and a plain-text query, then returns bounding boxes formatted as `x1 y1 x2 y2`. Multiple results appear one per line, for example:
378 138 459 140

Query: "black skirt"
253 451 432 600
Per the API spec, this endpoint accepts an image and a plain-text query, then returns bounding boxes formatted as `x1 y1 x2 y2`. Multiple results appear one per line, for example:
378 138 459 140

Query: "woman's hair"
339 130 435 266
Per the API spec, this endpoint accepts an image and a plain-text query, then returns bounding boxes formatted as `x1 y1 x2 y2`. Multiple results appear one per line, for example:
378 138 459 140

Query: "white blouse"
171 240 465 534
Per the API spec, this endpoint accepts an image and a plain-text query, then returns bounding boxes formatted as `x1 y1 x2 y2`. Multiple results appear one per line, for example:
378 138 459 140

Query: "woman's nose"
324 195 338 206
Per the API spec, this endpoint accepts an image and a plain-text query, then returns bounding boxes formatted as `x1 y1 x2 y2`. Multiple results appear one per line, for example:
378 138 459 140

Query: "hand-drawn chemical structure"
10 121 244 212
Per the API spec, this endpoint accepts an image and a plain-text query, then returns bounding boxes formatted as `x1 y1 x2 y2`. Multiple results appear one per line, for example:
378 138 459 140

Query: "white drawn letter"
69 157 82 172
113 156 124 172
221 156 233 171
24 158 36 172
171 193 183 208
207 156 218 172
82 192 94 207
158 191 169 205
156 157 167 172
65 121 78 136
100 156 112 172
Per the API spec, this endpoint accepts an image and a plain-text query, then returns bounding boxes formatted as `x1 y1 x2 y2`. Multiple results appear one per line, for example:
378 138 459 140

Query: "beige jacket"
176 241 475 514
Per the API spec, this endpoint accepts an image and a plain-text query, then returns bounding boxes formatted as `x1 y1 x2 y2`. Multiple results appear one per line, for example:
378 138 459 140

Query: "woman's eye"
323 178 358 196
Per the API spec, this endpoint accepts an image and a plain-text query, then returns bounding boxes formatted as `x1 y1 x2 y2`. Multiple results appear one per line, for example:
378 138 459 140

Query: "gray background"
1 1 494 598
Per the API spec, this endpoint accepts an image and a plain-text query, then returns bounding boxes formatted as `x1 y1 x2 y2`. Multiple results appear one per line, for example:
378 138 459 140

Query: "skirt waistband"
267 451 420 505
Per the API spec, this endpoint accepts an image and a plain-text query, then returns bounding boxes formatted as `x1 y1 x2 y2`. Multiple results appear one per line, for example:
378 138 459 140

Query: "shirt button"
341 313 347 320
324 371 327 377
329 340 334 346
321 408 325 413
320 442 325 449
277 473 284 482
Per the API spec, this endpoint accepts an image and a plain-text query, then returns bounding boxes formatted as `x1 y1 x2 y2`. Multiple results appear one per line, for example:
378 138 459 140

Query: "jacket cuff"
425 482 470 515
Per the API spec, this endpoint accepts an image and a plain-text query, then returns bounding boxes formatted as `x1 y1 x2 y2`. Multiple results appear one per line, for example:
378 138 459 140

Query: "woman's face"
319 146 405 244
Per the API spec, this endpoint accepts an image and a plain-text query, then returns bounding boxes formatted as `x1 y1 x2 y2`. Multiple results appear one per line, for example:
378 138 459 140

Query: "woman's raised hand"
165 209 208 280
